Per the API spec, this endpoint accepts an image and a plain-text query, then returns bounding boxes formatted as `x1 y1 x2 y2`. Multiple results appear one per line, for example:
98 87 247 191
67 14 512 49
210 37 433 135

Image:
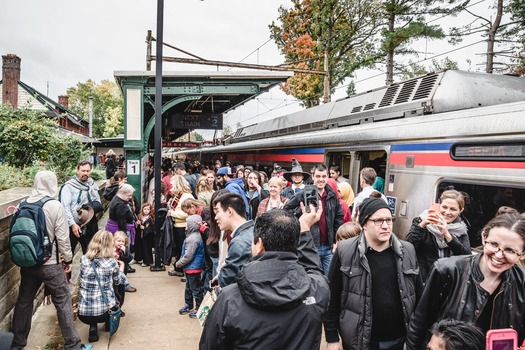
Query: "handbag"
197 289 217 326
90 261 122 336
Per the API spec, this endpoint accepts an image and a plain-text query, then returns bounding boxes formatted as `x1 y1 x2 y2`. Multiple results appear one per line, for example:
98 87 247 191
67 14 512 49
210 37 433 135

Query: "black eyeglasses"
369 218 395 226
484 240 523 261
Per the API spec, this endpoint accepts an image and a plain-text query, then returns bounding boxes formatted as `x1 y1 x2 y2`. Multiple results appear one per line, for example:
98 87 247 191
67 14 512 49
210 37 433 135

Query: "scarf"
65 176 94 204
420 209 468 253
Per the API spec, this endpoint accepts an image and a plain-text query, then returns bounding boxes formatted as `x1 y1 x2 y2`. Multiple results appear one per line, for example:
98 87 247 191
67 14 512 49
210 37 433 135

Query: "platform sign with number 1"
127 160 140 175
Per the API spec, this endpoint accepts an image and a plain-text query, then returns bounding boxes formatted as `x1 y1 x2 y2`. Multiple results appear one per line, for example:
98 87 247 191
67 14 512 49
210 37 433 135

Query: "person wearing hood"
216 166 249 215
11 171 84 350
175 214 206 319
200 204 329 350
60 160 102 254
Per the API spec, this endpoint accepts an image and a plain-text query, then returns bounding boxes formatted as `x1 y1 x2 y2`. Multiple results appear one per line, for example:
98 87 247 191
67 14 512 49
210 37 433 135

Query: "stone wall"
0 181 107 332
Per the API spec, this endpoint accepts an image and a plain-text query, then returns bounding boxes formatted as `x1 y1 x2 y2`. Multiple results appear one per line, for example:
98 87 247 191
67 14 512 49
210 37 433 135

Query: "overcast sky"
1 0 494 138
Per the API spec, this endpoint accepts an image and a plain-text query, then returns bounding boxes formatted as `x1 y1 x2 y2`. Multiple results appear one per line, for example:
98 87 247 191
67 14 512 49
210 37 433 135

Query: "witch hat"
282 158 310 182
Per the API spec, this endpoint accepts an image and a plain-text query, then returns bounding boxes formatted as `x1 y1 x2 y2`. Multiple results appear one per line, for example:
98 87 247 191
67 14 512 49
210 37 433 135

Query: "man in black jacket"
284 163 344 275
200 204 330 350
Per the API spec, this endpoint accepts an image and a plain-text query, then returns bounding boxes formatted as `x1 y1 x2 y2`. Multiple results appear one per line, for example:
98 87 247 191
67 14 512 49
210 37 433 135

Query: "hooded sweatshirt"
225 177 249 214
27 171 72 265
200 230 330 349
175 214 205 272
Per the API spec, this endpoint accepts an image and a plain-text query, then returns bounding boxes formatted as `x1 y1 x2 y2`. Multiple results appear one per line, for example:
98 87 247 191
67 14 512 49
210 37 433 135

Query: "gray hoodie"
60 175 100 227
27 171 72 264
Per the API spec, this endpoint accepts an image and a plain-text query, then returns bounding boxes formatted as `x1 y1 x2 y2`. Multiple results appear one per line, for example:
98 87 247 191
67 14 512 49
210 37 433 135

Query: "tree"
379 0 469 84
449 0 525 74
270 0 383 106
0 105 83 173
222 124 232 137
67 80 123 137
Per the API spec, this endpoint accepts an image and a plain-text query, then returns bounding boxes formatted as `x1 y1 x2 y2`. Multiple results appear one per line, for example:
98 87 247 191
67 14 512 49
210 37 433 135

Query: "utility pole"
88 96 93 138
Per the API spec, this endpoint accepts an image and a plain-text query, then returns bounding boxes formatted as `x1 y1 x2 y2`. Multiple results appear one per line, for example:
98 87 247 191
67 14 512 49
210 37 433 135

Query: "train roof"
230 70 525 143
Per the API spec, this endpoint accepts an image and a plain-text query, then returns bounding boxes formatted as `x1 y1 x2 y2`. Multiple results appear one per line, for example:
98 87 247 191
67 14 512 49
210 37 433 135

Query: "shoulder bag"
90 260 122 336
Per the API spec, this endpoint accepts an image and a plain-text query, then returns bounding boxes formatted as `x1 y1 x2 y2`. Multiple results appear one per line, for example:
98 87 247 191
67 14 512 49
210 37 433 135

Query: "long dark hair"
207 189 229 245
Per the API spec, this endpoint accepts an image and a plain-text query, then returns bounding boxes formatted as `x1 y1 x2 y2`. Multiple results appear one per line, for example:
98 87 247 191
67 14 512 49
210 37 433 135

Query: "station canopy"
114 71 293 149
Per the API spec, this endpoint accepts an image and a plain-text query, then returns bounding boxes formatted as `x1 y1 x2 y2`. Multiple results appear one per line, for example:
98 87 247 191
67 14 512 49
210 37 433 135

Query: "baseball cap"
217 167 232 176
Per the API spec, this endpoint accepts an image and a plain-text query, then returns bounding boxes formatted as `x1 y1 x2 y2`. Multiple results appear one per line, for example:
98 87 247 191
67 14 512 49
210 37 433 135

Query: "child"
137 203 155 267
113 231 137 294
333 222 361 253
176 214 205 319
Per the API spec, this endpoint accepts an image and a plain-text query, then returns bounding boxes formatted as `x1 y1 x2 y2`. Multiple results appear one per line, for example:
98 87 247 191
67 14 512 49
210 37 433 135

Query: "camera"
303 185 319 213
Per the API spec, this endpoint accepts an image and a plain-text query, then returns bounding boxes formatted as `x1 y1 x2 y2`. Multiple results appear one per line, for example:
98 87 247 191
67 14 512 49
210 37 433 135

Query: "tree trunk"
385 11 396 85
486 0 504 73
323 47 331 104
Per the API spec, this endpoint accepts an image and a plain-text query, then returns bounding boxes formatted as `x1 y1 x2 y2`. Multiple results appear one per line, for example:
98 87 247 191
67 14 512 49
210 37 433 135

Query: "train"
175 70 525 245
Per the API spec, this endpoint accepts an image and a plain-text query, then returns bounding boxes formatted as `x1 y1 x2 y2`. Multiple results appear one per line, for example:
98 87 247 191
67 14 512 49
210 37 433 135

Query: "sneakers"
179 304 192 315
88 325 99 342
81 345 94 350
127 267 136 273
150 265 166 272
129 259 137 265
181 277 187 282
141 263 149 267
126 286 137 293
189 310 198 319
168 270 184 277
120 310 126 317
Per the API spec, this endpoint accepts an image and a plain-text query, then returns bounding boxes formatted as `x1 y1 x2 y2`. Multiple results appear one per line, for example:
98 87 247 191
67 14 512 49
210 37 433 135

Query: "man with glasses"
325 197 421 350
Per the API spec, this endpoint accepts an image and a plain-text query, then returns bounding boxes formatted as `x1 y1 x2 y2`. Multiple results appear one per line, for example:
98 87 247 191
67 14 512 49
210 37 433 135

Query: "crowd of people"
8 152 525 350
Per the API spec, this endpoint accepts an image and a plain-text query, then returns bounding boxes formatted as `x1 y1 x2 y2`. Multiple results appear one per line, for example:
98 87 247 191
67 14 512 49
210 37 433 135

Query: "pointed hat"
283 158 310 182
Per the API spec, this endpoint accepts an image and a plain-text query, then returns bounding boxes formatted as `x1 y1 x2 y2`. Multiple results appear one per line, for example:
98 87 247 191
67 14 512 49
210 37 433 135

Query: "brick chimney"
2 54 21 108
58 95 69 109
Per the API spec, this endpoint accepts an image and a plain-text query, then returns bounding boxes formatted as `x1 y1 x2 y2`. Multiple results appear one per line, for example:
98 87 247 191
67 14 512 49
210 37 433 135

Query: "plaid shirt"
78 255 121 316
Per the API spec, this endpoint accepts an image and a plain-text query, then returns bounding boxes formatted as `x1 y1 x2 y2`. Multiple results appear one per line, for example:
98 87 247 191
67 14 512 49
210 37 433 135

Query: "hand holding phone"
427 203 441 224
303 185 319 213
486 328 517 350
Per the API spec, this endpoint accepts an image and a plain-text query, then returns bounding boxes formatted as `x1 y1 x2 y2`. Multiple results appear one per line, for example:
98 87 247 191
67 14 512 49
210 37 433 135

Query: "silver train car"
176 70 525 244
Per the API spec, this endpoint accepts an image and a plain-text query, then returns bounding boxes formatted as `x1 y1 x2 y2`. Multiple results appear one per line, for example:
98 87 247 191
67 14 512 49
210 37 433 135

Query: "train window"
327 152 351 178
451 141 525 161
436 181 525 248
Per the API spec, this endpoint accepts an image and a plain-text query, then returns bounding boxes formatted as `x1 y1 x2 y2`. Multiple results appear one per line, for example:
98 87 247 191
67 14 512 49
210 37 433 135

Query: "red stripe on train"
227 154 324 163
390 153 525 169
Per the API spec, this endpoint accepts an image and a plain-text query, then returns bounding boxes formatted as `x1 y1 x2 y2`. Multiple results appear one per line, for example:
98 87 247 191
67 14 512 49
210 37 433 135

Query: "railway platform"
24 212 203 350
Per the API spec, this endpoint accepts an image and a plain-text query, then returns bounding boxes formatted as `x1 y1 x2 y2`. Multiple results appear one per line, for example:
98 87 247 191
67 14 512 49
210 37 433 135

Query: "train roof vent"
351 106 363 113
394 80 417 104
413 73 439 100
378 85 399 107
363 103 376 111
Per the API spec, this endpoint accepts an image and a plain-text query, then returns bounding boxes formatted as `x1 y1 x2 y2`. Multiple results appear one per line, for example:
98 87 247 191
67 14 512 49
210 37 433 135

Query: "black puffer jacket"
283 185 343 246
406 253 525 349
199 230 330 350
324 233 421 350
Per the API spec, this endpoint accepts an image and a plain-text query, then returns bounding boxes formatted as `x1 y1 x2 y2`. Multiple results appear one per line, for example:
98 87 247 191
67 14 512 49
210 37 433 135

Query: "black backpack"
9 197 56 267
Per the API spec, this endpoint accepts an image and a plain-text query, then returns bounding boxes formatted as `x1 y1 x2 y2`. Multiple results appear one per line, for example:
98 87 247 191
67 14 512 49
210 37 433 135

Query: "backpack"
9 197 55 267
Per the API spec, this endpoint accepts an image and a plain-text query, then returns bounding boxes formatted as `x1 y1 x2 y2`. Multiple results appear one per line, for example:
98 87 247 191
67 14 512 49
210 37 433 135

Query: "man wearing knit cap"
324 198 422 350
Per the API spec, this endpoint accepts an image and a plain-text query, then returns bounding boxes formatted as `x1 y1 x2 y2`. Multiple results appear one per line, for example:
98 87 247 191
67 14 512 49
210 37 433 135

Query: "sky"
1 0 498 139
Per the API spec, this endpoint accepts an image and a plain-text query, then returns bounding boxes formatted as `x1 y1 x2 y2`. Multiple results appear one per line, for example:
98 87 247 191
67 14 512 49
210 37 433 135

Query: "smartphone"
303 185 319 212
428 203 440 224
486 328 517 350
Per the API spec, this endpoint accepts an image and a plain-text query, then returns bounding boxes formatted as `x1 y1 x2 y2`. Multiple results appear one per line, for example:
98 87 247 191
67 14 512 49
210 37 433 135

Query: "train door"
327 151 352 179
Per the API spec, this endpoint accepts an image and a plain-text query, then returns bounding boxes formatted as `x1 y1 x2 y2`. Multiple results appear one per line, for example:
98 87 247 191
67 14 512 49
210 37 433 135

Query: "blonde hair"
113 231 129 246
439 190 465 211
181 198 206 211
170 174 191 195
336 222 361 241
338 182 355 206
268 176 284 188
86 230 117 260
196 176 213 194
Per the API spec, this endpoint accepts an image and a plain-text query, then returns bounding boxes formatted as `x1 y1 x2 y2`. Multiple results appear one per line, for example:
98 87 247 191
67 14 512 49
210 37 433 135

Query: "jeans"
185 272 204 310
316 243 333 276
12 264 81 350
370 336 405 350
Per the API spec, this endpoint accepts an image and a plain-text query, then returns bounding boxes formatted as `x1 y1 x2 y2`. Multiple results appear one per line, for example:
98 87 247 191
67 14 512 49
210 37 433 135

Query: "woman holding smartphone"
406 213 525 349
406 190 471 282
